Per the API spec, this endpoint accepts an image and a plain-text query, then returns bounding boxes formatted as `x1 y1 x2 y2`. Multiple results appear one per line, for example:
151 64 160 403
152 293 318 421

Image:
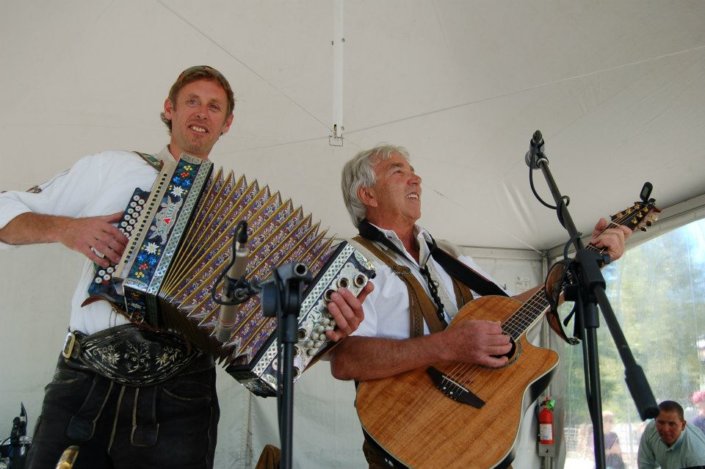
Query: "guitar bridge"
426 366 485 408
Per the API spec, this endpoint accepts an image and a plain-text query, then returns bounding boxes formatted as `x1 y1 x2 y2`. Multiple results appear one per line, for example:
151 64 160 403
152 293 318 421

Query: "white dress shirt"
0 148 174 334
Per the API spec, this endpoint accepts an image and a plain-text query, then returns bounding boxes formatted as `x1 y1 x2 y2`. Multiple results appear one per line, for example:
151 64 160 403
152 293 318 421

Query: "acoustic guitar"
355 200 659 468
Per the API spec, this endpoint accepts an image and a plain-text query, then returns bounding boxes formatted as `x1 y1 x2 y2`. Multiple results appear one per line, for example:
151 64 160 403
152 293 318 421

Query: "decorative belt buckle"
62 332 77 359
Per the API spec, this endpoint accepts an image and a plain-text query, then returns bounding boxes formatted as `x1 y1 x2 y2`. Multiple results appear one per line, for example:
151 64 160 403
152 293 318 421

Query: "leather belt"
61 324 205 386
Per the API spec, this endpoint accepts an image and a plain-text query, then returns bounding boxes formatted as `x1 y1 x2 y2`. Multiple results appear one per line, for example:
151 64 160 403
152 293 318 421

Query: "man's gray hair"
341 144 410 228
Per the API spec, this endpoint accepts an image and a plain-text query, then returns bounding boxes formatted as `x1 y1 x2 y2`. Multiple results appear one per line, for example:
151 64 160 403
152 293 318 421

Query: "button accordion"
85 153 374 396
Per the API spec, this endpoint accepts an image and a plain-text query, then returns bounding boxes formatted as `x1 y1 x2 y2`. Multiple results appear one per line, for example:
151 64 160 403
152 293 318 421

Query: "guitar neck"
503 241 607 340
503 290 550 340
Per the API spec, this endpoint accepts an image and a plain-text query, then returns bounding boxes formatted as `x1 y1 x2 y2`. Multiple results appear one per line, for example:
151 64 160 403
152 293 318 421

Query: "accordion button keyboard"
87 187 150 295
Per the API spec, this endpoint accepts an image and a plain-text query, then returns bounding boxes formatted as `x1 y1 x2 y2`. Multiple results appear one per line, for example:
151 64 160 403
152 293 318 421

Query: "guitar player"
330 144 631 468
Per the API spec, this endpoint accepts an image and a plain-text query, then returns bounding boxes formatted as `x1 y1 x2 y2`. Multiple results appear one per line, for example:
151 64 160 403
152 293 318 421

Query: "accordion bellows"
87 154 374 396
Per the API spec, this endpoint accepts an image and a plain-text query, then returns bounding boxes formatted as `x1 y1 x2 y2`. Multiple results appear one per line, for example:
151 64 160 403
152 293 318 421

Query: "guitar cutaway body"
356 295 559 469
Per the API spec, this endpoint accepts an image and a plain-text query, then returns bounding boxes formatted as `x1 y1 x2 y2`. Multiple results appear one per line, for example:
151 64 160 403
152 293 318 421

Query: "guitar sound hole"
492 337 516 360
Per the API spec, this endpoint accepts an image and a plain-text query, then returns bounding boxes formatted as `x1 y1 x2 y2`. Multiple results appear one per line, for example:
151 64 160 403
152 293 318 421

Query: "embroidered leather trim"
68 324 201 386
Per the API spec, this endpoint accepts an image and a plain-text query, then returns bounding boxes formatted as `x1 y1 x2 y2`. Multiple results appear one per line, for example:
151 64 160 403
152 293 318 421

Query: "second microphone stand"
526 130 658 469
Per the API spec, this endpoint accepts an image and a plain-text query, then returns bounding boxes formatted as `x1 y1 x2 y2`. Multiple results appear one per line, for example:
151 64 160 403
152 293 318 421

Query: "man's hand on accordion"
0 211 128 269
324 282 373 341
58 212 128 268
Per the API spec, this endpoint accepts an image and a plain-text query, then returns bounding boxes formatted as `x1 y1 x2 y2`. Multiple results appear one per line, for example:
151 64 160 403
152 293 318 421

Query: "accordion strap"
133 151 164 171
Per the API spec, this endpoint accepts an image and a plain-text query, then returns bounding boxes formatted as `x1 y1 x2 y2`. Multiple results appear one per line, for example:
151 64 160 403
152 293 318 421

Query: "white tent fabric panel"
1 1 704 251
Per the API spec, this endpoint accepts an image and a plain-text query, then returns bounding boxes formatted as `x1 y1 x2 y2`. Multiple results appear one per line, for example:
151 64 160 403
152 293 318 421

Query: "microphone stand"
8 403 28 469
213 222 311 469
211 221 312 469
526 131 658 469
260 262 311 469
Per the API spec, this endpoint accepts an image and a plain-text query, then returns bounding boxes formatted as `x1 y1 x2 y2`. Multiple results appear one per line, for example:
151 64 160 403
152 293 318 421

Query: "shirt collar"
368 222 434 265
159 146 177 163
665 429 687 452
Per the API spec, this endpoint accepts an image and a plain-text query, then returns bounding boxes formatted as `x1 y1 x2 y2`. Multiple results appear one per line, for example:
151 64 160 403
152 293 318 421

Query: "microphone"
226 222 250 284
525 130 545 169
215 221 250 342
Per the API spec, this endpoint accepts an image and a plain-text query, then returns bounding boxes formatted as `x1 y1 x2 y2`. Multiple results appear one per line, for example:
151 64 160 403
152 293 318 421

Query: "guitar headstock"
610 199 661 233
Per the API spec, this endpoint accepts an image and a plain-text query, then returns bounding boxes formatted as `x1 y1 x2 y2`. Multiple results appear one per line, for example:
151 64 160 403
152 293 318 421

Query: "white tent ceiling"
2 0 704 252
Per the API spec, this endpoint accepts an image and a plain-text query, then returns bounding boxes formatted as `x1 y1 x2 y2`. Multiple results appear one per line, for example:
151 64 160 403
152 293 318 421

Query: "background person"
603 410 625 469
638 400 705 469
692 390 705 435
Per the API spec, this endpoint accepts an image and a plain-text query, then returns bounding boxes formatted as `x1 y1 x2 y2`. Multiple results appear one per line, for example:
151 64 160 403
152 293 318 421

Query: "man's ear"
220 113 234 136
163 98 174 120
357 186 377 208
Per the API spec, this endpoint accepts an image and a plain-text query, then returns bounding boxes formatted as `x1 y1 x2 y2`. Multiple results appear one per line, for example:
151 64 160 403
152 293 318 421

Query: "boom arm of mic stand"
531 142 658 468
537 155 659 420
592 283 659 419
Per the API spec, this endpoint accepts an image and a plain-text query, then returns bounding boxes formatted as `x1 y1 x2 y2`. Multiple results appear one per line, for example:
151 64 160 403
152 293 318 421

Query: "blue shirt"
638 420 705 469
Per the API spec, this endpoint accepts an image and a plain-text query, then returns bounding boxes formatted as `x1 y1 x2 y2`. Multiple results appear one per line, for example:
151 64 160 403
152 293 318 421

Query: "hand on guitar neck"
589 217 634 262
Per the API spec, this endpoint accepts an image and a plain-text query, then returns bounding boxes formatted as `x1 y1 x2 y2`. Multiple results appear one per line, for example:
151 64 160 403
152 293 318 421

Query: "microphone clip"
222 276 259 305
525 129 547 169
212 220 258 342
215 220 258 307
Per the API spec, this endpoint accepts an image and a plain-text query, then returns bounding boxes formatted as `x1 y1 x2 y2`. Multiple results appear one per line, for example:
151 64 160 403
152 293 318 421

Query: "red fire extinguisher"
538 397 555 445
